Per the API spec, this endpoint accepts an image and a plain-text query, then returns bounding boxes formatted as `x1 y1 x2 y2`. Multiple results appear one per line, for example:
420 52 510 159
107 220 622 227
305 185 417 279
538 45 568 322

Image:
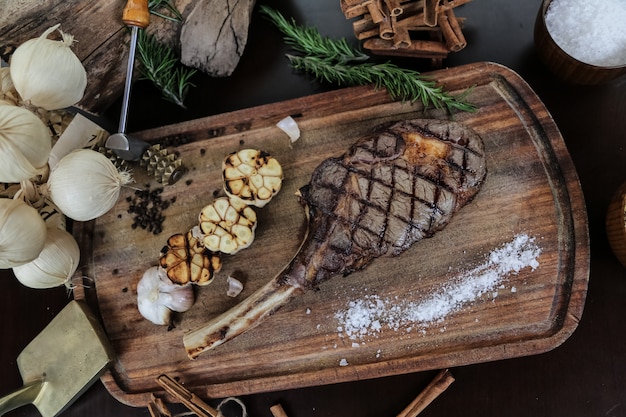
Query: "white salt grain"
339 358 349 366
334 234 542 341
545 0 626 66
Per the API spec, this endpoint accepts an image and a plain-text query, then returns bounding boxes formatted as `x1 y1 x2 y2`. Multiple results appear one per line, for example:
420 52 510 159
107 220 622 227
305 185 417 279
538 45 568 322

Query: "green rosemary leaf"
287 55 475 113
259 5 369 64
148 0 182 22
136 30 196 108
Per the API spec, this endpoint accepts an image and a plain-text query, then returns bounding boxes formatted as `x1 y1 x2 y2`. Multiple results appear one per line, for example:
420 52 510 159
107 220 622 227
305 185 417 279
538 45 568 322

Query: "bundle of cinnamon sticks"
340 0 471 65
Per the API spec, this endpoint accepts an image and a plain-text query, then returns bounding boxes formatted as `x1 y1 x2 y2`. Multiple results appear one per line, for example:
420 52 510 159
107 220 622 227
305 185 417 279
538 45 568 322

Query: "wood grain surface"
72 62 589 407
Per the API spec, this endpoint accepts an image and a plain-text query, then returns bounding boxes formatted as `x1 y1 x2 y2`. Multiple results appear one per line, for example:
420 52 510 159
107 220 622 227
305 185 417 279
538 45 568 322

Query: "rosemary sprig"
136 30 196 108
288 55 475 113
260 6 475 113
148 0 182 22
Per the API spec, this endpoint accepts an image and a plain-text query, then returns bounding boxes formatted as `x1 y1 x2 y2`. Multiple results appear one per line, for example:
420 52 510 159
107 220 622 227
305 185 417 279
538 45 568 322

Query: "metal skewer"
105 0 151 160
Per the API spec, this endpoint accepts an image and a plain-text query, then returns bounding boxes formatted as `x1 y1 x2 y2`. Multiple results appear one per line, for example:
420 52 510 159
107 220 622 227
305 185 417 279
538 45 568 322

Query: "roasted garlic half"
198 196 257 254
159 230 222 286
222 149 283 208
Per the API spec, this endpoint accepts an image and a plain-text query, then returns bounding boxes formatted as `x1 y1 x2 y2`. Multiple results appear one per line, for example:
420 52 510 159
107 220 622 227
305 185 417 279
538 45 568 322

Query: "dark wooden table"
2 1 626 416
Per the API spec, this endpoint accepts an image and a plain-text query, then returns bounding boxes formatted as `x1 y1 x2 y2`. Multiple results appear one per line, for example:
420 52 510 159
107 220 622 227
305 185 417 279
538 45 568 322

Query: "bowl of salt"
534 0 626 85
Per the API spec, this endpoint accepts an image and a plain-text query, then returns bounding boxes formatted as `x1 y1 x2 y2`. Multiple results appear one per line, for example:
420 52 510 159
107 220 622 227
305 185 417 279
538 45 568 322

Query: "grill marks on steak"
184 119 486 358
286 119 487 289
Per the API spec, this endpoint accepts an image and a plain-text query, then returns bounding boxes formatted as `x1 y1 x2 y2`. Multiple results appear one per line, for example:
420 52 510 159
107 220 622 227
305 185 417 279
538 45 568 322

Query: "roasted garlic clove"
198 196 257 254
222 149 283 208
159 230 222 286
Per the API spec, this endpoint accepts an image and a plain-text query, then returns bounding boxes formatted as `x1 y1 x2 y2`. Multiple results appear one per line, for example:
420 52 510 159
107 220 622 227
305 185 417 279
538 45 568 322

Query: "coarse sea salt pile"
545 0 626 67
335 234 542 341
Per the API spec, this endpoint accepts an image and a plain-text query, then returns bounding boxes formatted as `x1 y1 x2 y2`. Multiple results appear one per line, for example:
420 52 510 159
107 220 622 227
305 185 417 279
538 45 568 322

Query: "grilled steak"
184 119 486 358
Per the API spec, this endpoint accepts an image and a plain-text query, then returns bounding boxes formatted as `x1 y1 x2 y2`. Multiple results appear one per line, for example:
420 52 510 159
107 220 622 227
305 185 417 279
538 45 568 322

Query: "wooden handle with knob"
123 0 150 28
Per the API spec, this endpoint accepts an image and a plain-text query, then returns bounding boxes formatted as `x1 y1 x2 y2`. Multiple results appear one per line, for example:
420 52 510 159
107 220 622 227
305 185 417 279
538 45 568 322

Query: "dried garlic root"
159 230 222 286
198 196 257 254
223 149 283 208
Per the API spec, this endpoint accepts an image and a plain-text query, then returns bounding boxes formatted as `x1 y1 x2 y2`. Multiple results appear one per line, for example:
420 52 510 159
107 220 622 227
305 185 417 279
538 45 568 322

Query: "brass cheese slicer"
0 300 115 417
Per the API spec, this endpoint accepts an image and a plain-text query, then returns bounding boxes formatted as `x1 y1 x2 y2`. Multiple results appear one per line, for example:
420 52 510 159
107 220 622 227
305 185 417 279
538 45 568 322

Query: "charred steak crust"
288 119 487 289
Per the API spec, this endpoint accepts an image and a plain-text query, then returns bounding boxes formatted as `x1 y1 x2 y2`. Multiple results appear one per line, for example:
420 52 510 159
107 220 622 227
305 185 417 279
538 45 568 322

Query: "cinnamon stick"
364 38 449 58
396 13 465 31
353 16 380 39
438 6 466 51
155 374 218 417
270 403 290 417
367 0 386 23
445 6 466 49
343 0 370 6
147 395 173 417
423 0 439 26
342 0 375 19
385 0 404 16
379 16 395 40
396 369 455 417
392 15 412 47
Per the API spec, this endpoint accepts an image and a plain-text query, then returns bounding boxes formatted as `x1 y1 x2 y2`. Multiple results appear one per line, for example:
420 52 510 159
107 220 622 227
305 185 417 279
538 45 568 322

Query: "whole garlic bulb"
0 103 52 183
0 198 47 269
46 149 133 221
10 24 87 110
137 266 195 325
12 227 80 289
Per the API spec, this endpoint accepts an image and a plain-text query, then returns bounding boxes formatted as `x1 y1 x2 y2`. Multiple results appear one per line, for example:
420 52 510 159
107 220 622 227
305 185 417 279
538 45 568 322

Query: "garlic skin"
0 103 52 183
137 266 195 325
0 198 47 269
276 116 301 143
226 276 244 297
14 180 66 231
0 68 18 105
12 227 80 289
10 24 87 110
47 149 133 221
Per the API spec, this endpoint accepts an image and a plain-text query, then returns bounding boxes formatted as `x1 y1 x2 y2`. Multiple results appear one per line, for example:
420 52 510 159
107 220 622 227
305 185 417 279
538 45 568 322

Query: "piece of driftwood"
180 0 257 77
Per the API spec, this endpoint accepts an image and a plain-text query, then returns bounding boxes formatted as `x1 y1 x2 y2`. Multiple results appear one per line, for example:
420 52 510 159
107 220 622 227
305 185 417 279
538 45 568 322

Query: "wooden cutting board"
72 62 589 407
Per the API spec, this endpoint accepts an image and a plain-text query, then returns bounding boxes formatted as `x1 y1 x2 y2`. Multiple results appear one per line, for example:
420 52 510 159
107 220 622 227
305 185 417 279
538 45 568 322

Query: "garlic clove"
226 276 244 297
9 24 87 110
12 227 80 289
136 266 195 325
0 198 47 269
138 294 172 326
